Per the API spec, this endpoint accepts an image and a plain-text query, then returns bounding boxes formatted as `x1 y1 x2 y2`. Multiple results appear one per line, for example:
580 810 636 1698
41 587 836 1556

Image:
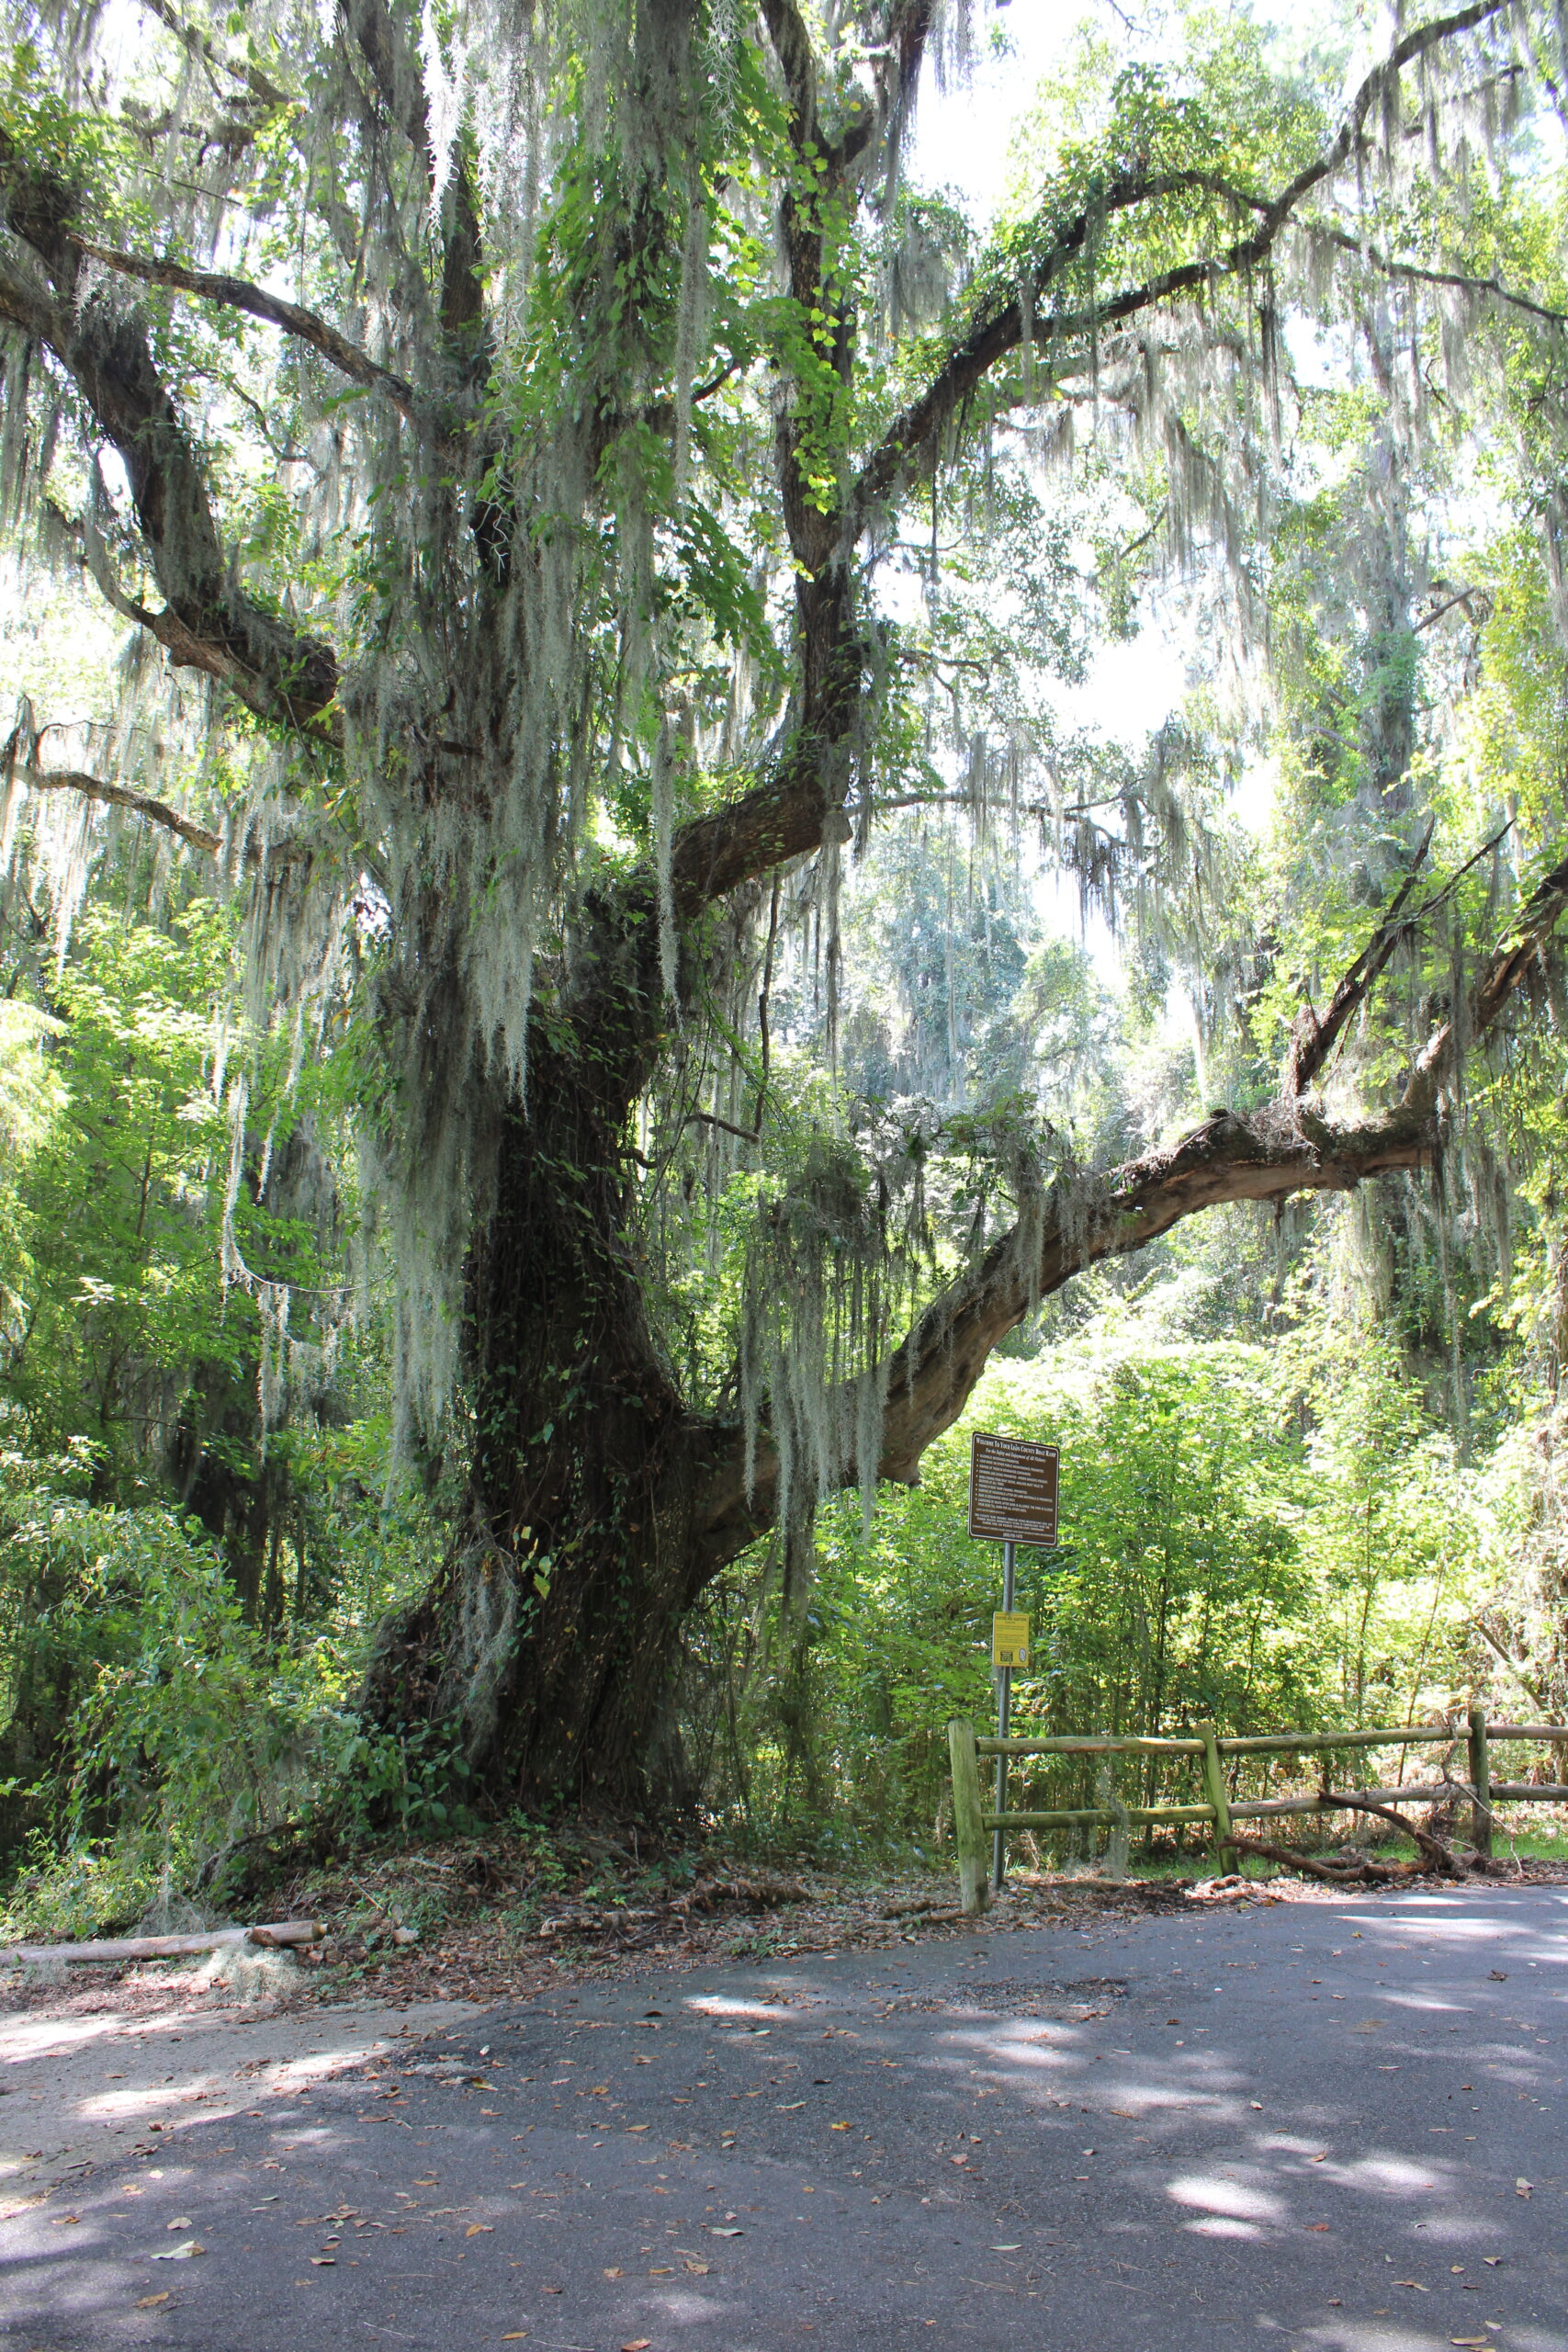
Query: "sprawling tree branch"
667 0 1512 928
0 232 341 732
4 761 221 855
848 0 1509 526
692 1100 1433 1565
69 237 423 422
693 831 1568 1566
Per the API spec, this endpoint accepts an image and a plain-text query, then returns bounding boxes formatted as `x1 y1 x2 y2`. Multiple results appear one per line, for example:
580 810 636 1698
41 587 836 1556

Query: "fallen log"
1 1920 323 1965
1225 1788 1473 1884
1226 1835 1418 1884
671 1874 809 1916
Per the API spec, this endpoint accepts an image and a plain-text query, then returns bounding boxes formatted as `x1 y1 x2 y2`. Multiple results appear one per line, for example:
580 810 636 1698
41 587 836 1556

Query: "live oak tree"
4 0 1568 1804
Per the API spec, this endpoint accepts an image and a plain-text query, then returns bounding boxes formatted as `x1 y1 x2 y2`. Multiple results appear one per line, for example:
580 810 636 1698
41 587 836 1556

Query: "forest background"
1 0 1567 1939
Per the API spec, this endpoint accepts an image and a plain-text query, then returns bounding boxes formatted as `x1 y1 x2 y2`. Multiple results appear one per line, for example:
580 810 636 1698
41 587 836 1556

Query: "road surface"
3 1881 1563 2351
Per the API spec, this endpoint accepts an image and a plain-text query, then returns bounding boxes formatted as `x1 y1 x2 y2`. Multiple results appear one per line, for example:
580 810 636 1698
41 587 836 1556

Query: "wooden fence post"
948 1717 989 1915
1468 1702 1493 1860
1197 1721 1233 1861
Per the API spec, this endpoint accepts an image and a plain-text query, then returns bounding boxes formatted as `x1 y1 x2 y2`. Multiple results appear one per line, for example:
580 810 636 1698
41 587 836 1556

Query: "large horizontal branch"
692 1100 1432 1566
72 235 423 422
847 0 1509 529
7 762 221 854
693 819 1568 1566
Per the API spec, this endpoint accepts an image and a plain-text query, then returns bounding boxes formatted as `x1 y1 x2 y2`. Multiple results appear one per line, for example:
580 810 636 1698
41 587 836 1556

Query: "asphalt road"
4 1882 1563 2352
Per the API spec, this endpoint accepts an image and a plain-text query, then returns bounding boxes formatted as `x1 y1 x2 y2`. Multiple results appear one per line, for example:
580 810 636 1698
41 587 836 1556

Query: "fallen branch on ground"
1225 1836 1417 1884
1226 1789 1477 1883
1 1920 323 1964
672 1873 809 1916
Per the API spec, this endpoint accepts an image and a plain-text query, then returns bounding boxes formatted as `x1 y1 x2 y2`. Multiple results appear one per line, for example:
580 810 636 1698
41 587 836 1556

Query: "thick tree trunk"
359 818 1568 1815
356 835 1568 1815
360 912 751 1810
361 1096 1429 1810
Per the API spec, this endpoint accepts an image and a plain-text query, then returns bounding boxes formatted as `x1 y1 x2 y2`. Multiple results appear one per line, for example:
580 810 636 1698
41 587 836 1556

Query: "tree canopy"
3 0 1568 1856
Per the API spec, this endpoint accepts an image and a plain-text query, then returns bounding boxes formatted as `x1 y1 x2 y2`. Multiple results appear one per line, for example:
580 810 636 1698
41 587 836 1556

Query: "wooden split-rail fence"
945 1707 1568 1913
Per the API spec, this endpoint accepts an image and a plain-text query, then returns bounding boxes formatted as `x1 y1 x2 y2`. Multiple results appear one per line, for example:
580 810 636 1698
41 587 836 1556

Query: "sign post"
968 1432 1059 1890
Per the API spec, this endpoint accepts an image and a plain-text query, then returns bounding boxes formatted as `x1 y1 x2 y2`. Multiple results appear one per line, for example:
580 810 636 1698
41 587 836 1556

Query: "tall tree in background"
3 0 1566 1802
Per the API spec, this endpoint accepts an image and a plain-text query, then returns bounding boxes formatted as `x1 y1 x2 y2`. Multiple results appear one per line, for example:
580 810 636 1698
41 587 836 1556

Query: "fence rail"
945 1711 1568 1914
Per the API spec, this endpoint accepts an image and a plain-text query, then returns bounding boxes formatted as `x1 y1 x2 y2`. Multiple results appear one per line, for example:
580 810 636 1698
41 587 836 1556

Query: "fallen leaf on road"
467 2223 494 2236
991 2245 1021 2253
310 2256 335 2266
1308 2154 1326 2165
51 2215 81 2227
684 2261 710 2275
710 2225 743 2236
830 2121 852 2131
1483 2257 1504 2267
136 2294 171 2310
1452 2337 1489 2346
166 2217 192 2230
1395 2280 1427 2290
151 2240 205 2261
623 2339 652 2349
1305 2223 1329 2232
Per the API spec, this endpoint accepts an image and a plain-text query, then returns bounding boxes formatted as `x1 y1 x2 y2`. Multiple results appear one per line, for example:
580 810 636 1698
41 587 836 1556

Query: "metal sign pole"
968 1432 1055 1895
993 1537 1015 1890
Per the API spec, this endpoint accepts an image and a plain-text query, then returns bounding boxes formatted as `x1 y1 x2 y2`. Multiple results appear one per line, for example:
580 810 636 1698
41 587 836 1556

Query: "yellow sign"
992 1611 1032 1670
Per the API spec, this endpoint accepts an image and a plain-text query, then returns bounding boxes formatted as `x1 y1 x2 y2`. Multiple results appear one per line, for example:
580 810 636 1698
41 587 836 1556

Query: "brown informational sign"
968 1431 1059 1547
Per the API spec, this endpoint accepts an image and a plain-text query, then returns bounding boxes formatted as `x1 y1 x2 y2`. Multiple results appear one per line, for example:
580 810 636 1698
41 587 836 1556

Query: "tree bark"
360 904 743 1806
